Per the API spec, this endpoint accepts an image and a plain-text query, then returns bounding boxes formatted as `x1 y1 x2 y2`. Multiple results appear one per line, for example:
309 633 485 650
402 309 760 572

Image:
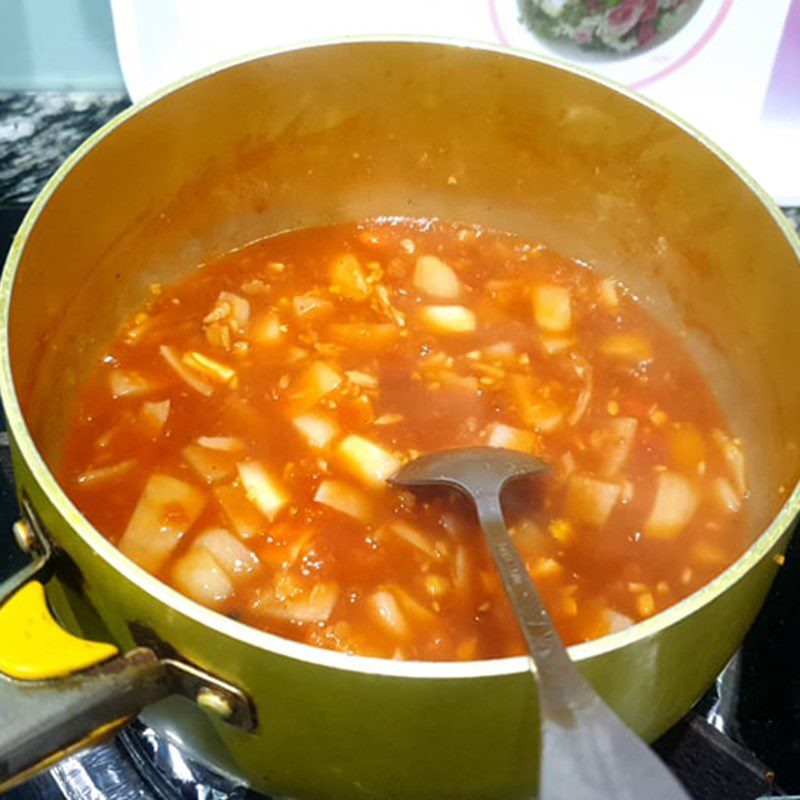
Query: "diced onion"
336 435 401 488
711 429 746 495
293 293 334 320
109 369 155 399
417 305 476 334
485 422 537 453
292 411 340 450
564 474 621 528
217 291 250 329
596 417 638 478
597 278 619 309
77 459 136 486
182 444 236 484
532 284 572 333
286 361 343 414
368 589 409 636
140 400 170 437
260 582 340 623
329 254 369 300
214 483 266 539
160 345 213 396
386 520 438 558
600 333 652 364
196 436 245 452
710 476 741 515
194 527 259 580
237 461 289 521
119 473 206 571
645 471 699 539
314 479 372 522
413 255 461 299
171 546 234 607
182 351 236 386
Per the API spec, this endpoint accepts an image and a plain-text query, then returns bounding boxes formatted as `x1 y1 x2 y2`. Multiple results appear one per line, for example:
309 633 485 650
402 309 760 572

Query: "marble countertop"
0 90 798 234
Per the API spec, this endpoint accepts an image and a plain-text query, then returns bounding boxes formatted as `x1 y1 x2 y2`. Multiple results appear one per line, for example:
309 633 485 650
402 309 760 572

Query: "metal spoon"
391 446 690 800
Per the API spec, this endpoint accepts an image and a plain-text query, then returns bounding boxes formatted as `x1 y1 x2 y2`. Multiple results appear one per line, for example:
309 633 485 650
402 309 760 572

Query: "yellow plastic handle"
0 581 118 680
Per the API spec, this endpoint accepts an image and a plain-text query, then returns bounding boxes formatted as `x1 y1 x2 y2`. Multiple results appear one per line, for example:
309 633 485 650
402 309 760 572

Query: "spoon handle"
474 493 691 800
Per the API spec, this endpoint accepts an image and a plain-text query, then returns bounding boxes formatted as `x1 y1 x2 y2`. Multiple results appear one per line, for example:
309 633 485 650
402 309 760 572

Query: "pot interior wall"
8 41 800 541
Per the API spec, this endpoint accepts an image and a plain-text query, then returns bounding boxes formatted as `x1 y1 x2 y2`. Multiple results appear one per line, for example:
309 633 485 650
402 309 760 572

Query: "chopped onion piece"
541 336 575 355
109 369 156 399
171 546 233 607
292 411 340 450
711 429 746 495
417 305 476 334
213 483 266 539
600 333 652 363
329 254 369 300
485 422 537 453
217 291 250 329
182 444 236 484
314 479 372 522
345 370 378 389
336 434 401 488
196 436 245 452
645 471 699 539
293 293 334 320
119 473 206 571
194 527 259 580
368 589 409 636
237 461 289 521
77 459 136 486
529 400 565 433
160 345 213 396
387 520 437 558
261 582 340 623
597 278 619 309
564 474 621 528
532 284 572 332
596 417 638 478
413 255 461 299
286 361 343 414
182 351 236 385
710 476 741 515
140 400 170 437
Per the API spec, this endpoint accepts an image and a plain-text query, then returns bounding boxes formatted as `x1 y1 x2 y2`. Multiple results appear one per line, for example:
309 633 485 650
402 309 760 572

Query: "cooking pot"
1 39 799 800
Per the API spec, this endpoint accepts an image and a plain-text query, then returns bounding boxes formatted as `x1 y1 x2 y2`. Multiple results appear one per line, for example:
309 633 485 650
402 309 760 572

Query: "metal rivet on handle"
12 520 35 553
196 686 235 721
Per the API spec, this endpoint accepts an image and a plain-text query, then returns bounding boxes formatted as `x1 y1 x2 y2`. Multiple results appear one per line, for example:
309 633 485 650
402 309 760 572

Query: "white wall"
0 0 125 90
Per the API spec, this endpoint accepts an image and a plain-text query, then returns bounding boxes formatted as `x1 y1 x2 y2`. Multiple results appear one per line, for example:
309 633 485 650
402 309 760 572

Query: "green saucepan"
1 39 799 799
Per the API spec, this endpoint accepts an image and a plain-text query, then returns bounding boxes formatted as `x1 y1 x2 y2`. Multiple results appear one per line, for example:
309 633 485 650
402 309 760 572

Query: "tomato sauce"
59 219 749 660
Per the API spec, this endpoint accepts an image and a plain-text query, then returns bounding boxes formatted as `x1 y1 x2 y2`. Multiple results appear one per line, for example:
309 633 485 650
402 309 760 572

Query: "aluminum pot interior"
2 45 800 789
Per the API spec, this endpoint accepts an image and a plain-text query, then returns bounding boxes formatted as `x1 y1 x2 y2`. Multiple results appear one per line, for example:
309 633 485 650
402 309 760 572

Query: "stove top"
0 202 796 800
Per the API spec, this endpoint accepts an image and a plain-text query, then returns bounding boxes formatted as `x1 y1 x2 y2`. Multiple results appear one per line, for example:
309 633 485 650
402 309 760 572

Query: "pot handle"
0 579 173 791
0 508 255 792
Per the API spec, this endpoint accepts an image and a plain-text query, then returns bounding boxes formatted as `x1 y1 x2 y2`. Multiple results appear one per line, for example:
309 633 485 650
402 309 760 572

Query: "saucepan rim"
2 35 799 680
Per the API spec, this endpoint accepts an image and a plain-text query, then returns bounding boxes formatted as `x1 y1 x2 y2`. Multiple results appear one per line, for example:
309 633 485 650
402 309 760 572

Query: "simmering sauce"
60 219 749 660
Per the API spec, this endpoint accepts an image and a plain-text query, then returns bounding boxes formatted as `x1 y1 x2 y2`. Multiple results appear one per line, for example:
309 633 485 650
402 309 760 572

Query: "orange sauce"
59 219 749 660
